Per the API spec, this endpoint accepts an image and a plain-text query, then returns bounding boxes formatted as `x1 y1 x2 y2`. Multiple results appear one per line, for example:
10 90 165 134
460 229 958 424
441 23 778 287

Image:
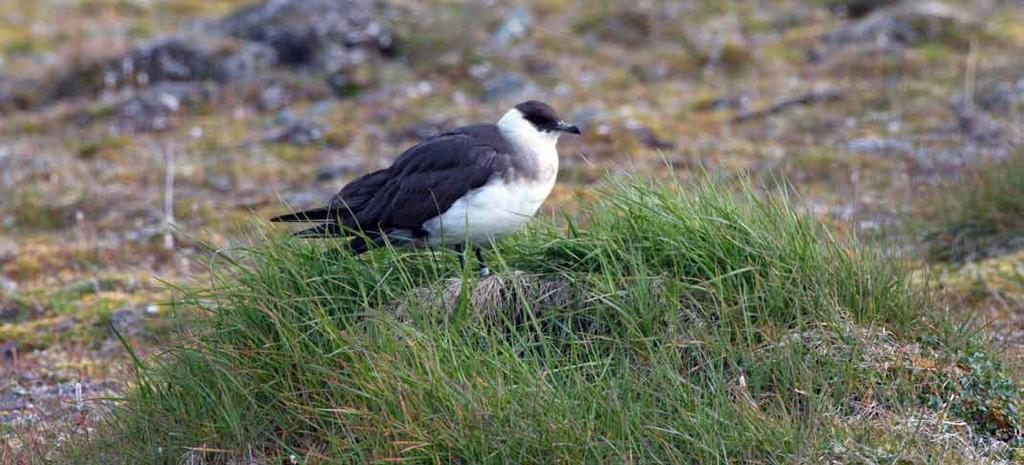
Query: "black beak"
556 121 582 135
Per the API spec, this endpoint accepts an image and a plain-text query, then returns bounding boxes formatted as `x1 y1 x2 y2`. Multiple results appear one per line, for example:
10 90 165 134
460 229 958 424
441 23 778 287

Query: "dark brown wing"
346 132 511 231
271 124 512 238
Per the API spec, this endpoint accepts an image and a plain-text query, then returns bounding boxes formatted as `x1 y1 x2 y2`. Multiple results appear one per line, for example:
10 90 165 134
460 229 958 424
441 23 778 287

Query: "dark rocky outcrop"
217 0 397 73
822 1 976 47
49 37 249 101
825 0 901 19
45 0 399 109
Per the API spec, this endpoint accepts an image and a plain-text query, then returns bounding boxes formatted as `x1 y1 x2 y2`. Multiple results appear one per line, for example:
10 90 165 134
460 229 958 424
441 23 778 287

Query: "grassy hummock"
75 177 1022 463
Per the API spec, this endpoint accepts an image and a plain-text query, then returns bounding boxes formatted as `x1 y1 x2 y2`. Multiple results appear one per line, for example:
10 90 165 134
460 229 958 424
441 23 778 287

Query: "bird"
270 100 581 277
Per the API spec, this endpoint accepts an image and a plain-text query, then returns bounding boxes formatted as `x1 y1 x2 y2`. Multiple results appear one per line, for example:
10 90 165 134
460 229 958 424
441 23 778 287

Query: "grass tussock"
73 177 1022 464
922 151 1024 262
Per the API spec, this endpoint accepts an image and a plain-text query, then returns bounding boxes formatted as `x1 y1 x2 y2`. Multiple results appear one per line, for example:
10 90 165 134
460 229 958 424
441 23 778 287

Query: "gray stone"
390 116 450 142
217 0 397 73
0 392 26 410
282 190 327 207
694 93 754 112
624 120 675 150
316 157 366 182
951 95 1005 144
568 107 607 133
51 37 230 101
122 38 225 83
975 78 1024 117
44 0 398 107
111 308 142 336
115 82 214 132
575 9 653 46
822 1 975 47
481 73 537 103
258 84 292 111
265 121 325 145
845 137 913 154
0 305 18 322
0 342 16 364
826 0 900 19
0 276 17 295
491 6 534 47
219 42 279 81
0 235 17 261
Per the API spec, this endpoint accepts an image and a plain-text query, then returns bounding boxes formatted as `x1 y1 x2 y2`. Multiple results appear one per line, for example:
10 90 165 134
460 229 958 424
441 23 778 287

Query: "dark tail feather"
349 236 371 254
270 207 333 223
291 224 380 255
292 223 345 238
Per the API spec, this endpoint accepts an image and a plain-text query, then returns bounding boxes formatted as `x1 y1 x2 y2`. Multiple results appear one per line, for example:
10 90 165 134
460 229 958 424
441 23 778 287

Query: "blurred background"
1 0 1023 455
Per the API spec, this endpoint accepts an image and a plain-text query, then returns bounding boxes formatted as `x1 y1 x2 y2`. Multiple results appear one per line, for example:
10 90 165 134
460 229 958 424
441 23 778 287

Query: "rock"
480 73 536 103
845 137 913 154
118 38 225 84
0 305 18 322
306 99 338 118
390 116 450 142
43 0 397 107
624 120 675 150
951 95 1005 144
826 0 900 19
265 121 324 145
0 77 11 109
491 6 533 47
206 174 233 192
0 235 17 262
115 82 214 132
0 276 16 295
693 93 753 112
275 108 296 125
0 76 32 111
568 107 607 133
326 69 371 98
218 41 279 80
316 157 366 182
0 392 26 409
258 84 291 111
575 9 653 46
822 1 975 47
282 190 326 207
51 37 232 100
111 308 142 336
977 436 1010 457
217 0 397 73
52 317 76 333
679 15 752 73
975 78 1024 117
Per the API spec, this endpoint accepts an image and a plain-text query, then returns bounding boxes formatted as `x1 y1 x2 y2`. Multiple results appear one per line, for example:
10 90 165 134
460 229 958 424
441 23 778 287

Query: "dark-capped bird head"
513 100 581 135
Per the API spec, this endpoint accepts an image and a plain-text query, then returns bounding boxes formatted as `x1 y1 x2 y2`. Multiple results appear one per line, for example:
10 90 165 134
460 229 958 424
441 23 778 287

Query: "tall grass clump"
922 150 1024 262
79 176 1021 464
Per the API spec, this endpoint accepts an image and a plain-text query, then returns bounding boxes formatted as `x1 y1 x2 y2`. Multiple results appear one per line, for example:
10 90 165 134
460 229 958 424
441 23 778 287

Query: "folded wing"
271 125 512 247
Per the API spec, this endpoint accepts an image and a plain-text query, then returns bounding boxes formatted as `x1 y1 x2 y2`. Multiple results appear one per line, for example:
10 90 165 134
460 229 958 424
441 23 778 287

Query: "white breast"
423 171 556 246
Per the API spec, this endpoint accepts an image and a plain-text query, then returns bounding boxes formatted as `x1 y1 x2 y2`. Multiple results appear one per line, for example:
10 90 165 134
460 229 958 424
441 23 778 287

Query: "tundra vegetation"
1 0 1023 463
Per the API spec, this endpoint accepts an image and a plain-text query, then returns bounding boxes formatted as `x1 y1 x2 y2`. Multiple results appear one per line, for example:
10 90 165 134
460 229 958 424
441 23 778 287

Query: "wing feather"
356 141 508 231
271 124 512 242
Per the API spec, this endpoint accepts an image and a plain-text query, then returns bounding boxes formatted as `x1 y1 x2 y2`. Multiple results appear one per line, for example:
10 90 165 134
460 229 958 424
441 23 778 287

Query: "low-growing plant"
921 151 1024 262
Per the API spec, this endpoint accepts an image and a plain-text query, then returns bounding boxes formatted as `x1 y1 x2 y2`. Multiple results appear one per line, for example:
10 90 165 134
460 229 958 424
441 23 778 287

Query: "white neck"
497 108 560 153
